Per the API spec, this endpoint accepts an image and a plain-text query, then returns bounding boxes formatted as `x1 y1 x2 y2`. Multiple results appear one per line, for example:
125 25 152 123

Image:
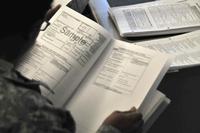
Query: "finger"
130 106 137 112
119 107 137 114
127 112 143 122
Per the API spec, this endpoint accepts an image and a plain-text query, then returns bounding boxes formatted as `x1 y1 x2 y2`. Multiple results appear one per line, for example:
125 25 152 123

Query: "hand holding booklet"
16 6 172 133
109 0 200 37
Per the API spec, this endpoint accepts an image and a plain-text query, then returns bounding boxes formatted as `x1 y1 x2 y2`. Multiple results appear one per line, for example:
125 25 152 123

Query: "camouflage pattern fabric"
97 125 121 133
0 59 75 133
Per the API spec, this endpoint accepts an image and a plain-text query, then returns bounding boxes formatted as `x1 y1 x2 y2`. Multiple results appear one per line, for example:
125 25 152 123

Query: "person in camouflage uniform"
0 59 75 133
0 0 143 133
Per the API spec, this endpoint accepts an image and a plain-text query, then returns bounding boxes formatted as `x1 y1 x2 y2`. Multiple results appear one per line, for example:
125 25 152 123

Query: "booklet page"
16 6 112 107
66 40 171 133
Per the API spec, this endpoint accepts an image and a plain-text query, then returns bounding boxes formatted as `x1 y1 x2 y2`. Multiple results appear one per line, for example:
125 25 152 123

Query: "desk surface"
87 0 200 133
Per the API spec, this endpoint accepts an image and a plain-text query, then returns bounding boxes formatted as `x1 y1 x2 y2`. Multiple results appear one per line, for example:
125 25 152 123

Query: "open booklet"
16 6 172 133
108 0 200 37
136 29 200 70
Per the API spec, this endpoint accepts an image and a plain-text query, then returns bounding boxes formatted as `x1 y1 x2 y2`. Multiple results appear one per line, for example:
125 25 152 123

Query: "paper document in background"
136 30 200 70
109 0 200 37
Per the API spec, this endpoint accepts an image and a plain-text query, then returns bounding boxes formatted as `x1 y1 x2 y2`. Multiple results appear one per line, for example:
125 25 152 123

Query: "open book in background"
136 30 200 70
108 0 200 37
16 6 172 133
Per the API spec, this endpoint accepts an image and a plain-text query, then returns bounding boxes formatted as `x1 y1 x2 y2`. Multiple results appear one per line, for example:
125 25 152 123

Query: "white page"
142 93 170 133
16 6 112 107
109 0 200 37
140 90 167 133
140 90 166 122
137 30 200 70
66 40 172 133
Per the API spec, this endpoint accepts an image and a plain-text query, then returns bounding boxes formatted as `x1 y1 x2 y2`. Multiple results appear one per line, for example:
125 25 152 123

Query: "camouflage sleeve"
97 125 121 133
0 59 75 133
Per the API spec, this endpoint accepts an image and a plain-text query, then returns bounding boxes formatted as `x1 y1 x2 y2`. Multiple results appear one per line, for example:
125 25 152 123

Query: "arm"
97 125 121 133
0 59 75 133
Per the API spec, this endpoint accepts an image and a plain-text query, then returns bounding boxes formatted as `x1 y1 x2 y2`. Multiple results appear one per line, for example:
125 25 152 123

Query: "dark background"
150 66 200 133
